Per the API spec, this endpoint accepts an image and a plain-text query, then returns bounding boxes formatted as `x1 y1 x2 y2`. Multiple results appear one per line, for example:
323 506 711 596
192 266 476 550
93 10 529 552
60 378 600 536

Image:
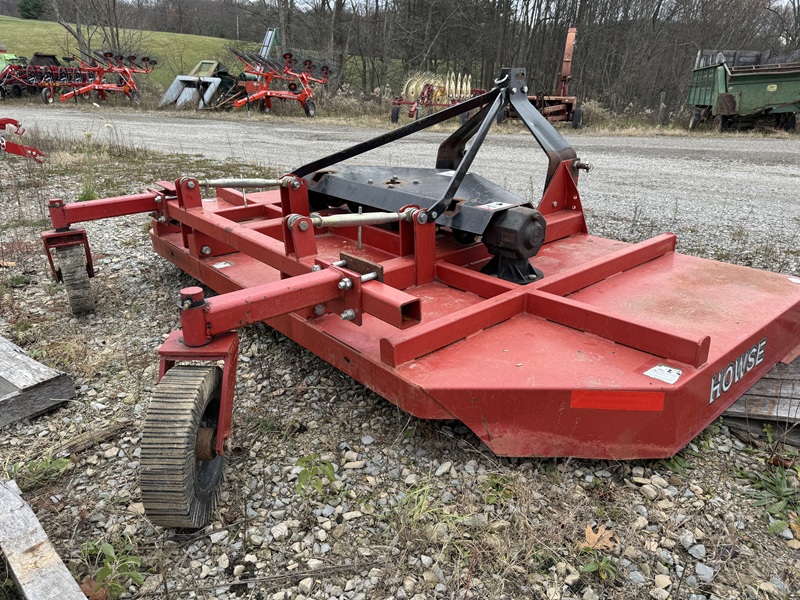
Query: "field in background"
0 15 233 90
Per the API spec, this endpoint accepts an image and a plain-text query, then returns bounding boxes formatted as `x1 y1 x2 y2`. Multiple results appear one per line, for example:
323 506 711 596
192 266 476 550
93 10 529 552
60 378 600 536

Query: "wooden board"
0 337 74 427
725 416 800 449
0 479 85 599
725 359 800 423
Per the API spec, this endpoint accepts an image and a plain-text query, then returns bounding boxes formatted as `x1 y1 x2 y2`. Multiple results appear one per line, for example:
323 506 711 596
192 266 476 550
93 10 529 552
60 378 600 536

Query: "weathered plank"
0 479 85 599
0 337 74 427
52 420 132 458
725 417 800 449
725 360 800 423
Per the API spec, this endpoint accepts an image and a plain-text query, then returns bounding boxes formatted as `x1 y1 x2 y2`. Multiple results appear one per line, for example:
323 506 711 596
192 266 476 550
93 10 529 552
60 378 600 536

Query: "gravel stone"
435 461 452 477
688 544 706 559
695 563 714 583
628 571 647 585
640 484 659 500
654 574 671 589
271 523 290 540
298 577 315 593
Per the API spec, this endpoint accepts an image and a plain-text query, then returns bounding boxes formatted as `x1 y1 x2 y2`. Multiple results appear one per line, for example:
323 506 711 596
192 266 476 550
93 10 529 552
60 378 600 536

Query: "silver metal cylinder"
308 207 415 229
200 178 283 189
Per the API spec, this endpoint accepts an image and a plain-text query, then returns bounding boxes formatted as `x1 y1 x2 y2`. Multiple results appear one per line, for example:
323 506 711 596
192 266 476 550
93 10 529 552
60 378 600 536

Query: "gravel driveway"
1 105 799 600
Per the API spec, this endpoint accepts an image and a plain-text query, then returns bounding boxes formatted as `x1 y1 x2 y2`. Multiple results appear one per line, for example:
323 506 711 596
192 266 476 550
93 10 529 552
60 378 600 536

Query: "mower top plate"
306 166 530 234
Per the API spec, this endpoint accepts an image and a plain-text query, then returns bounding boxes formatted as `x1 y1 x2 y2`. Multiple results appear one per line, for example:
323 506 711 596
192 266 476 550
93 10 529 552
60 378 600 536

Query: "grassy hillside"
0 16 238 90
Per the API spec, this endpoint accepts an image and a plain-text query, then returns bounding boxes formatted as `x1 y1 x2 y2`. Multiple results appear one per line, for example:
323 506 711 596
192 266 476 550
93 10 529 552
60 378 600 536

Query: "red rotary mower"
41 67 800 528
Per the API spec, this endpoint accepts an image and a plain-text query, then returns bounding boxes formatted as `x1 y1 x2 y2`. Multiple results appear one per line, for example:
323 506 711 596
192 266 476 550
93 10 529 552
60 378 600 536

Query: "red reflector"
570 390 664 411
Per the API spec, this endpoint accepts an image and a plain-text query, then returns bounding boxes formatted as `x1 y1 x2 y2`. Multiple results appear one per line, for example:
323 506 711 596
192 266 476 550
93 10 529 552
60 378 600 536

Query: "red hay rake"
41 67 800 529
0 118 44 162
227 49 329 116
58 51 156 104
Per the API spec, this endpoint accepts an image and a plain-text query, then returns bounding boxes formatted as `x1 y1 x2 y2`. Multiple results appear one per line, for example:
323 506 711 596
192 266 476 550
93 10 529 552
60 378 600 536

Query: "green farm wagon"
687 48 799 132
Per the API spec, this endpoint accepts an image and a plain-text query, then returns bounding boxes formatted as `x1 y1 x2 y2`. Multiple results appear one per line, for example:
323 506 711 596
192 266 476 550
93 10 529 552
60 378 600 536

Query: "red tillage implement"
42 68 800 528
0 118 44 162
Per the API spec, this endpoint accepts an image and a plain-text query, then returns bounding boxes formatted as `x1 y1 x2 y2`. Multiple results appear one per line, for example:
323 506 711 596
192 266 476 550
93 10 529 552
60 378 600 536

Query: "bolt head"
187 181 196 189
290 179 301 190
313 304 325 316
298 220 309 231
157 216 166 223
417 212 428 224
201 245 212 255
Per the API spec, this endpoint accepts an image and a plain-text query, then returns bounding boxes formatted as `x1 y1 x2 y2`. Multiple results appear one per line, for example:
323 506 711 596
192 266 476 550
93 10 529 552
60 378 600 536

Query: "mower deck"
148 186 800 459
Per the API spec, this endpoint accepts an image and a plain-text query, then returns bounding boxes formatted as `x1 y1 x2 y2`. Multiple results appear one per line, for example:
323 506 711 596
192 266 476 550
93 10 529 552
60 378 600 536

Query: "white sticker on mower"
213 261 233 269
437 170 456 176
477 202 514 211
789 277 800 284
709 337 766 404
643 364 682 384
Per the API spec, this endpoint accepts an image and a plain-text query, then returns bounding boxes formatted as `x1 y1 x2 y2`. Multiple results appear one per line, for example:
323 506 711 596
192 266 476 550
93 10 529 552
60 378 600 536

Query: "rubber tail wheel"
303 99 316 117
141 365 226 528
56 245 95 315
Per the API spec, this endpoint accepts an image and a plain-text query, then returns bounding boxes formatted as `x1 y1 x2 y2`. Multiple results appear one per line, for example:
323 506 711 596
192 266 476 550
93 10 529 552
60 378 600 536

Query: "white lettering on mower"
709 337 766 404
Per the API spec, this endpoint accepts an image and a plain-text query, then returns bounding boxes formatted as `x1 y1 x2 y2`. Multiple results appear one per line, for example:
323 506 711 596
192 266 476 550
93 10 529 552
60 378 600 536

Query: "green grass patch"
0 15 232 90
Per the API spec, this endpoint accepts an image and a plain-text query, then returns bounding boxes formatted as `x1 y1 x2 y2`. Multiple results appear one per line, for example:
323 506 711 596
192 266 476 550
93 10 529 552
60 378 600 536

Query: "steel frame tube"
306 209 414 229
200 178 284 189
182 269 344 345
48 193 160 230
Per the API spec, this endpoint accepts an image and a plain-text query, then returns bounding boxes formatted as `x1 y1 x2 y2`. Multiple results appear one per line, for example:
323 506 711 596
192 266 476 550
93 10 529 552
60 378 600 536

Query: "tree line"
5 0 800 113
